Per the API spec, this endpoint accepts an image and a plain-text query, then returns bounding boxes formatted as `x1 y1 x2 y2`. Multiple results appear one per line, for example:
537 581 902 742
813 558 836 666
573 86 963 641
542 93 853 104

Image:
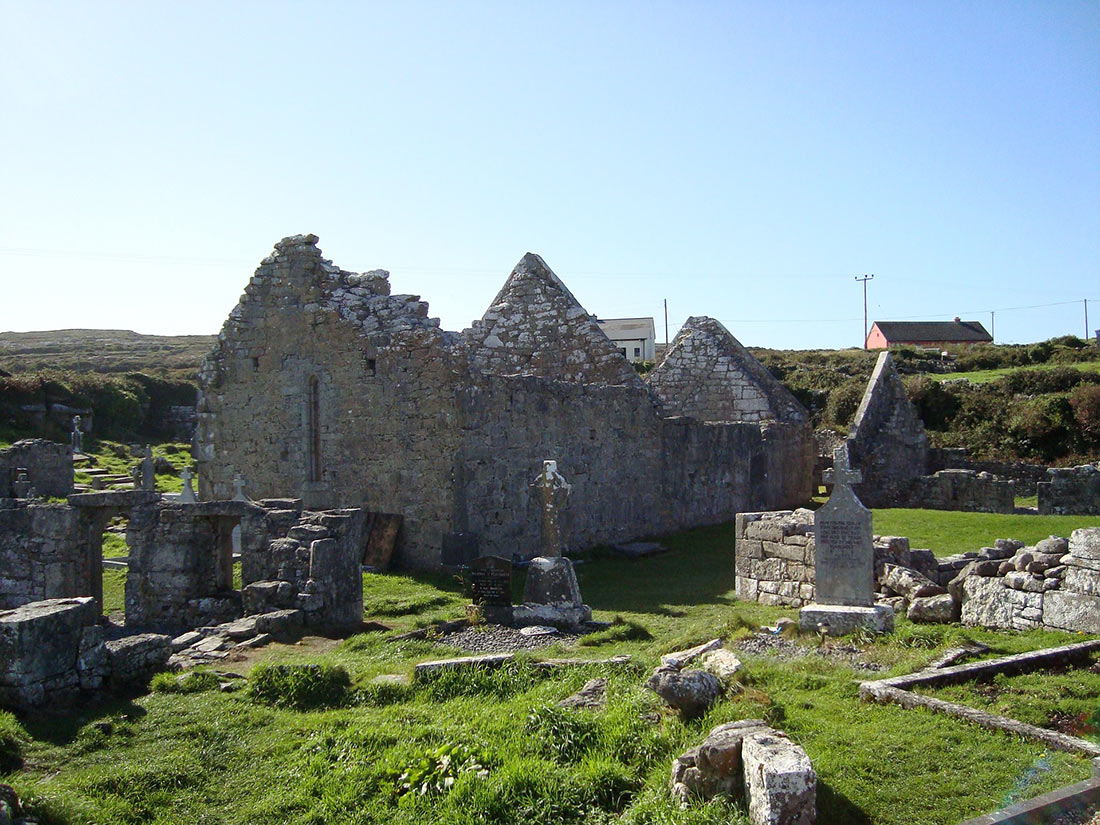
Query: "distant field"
873 508 1100 557
930 360 1100 385
0 328 214 377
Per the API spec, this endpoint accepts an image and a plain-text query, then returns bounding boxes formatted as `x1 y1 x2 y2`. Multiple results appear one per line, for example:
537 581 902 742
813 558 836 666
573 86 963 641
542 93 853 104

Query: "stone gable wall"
647 317 807 424
848 352 929 508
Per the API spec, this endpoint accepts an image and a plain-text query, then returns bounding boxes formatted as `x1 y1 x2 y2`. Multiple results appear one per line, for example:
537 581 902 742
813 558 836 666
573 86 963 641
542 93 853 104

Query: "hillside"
0 329 216 379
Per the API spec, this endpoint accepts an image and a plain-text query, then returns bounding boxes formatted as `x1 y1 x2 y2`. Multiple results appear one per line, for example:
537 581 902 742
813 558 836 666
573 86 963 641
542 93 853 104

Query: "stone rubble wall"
647 316 808 425
0 597 170 710
0 439 73 498
1038 464 1100 516
0 502 88 610
904 469 1015 514
198 236 816 570
962 529 1100 633
847 352 930 508
928 448 1049 495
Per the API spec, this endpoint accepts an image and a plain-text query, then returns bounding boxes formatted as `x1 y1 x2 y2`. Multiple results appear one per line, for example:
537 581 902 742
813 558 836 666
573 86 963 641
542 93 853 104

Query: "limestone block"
1043 590 1100 633
797 604 893 636
1062 566 1100 596
662 638 723 669
1070 528 1100 561
881 564 945 599
742 730 816 825
671 719 771 805
961 576 1013 629
700 649 743 683
907 594 958 624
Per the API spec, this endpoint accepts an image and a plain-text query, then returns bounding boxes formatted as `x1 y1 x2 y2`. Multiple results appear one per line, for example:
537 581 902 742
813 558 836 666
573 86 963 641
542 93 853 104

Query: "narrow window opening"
365 357 377 376
251 357 260 372
308 377 322 482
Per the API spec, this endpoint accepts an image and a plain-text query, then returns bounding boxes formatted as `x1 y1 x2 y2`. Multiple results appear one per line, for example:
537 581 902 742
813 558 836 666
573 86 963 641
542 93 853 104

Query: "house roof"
872 320 992 344
596 317 655 339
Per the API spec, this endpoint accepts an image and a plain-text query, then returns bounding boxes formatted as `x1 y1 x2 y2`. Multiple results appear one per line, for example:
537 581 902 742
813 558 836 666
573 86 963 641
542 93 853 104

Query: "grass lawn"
4 516 1099 824
930 360 1100 384
872 508 1100 557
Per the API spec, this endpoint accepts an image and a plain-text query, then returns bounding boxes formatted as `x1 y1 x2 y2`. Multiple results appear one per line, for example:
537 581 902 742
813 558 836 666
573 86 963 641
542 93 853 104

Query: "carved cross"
823 445 862 489
179 467 197 503
532 459 571 558
232 474 249 502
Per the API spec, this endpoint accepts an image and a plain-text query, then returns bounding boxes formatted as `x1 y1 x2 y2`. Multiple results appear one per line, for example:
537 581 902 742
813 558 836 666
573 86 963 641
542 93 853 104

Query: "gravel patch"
438 624 582 653
1050 807 1100 825
733 633 887 672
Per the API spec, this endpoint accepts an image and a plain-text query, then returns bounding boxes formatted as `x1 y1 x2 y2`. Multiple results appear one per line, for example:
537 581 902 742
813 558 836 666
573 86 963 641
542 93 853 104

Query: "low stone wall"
0 439 73 498
905 469 1015 514
1038 464 1100 516
928 448 1049 495
0 597 171 710
961 529 1100 633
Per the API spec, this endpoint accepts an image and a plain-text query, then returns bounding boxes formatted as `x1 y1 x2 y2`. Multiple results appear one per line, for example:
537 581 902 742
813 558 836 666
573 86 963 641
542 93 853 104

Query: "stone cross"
140 445 156 492
179 467 197 503
12 470 30 498
131 465 142 490
823 444 862 489
71 416 83 453
232 474 249 502
532 459 571 558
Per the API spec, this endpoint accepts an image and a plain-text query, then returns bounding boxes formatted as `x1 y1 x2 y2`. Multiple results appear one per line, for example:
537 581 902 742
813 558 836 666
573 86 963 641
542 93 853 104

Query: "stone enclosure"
195 235 815 571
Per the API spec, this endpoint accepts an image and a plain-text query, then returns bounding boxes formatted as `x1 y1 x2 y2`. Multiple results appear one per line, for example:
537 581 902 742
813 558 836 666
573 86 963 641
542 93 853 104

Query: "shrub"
824 378 866 430
388 742 490 796
1006 395 1075 460
151 669 221 694
904 376 960 430
1028 341 1054 364
1070 384 1100 447
247 663 352 710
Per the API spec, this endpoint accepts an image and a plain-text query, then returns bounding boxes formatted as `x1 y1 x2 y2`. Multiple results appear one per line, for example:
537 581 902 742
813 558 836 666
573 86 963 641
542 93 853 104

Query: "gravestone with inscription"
798 445 894 636
469 555 514 625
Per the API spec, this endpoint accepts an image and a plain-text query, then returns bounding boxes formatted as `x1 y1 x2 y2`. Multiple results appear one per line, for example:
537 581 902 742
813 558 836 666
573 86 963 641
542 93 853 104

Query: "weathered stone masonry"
197 236 816 570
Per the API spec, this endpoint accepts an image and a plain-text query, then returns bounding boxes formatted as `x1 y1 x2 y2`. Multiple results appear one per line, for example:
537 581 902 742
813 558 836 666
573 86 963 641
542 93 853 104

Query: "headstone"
140 446 156 492
532 459 571 558
12 470 30 498
232 474 249 502
799 445 894 636
71 415 83 453
469 555 513 624
179 467 197 503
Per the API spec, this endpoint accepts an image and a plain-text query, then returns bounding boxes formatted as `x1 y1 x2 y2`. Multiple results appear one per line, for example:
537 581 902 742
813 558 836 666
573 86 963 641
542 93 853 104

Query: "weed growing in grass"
416 662 545 702
0 710 27 773
151 670 221 694
526 704 600 763
247 663 352 710
388 741 492 797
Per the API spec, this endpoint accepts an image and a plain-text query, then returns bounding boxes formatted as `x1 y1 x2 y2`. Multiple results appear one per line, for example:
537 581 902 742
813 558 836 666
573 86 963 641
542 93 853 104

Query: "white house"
596 317 656 363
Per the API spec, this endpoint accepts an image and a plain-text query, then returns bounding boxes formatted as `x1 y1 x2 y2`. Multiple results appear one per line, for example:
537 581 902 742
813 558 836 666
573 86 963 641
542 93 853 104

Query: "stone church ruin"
195 234 815 570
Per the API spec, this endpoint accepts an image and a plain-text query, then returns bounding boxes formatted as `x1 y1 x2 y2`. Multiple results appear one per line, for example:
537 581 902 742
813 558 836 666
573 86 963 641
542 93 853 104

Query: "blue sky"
1 1 1097 349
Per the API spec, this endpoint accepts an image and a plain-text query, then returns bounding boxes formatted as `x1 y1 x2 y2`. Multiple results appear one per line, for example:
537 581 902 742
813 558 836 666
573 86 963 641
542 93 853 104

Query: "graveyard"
1 239 1099 823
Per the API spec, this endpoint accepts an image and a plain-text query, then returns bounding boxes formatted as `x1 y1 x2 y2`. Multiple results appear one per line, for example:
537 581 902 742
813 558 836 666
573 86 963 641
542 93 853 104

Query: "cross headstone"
71 415 83 453
12 469 31 498
532 459 571 558
179 467 197 503
232 474 249 502
813 444 874 607
140 445 156 492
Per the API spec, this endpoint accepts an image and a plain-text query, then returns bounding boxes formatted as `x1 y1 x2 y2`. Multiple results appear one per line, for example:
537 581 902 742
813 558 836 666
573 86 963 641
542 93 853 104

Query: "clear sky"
1 1 1097 349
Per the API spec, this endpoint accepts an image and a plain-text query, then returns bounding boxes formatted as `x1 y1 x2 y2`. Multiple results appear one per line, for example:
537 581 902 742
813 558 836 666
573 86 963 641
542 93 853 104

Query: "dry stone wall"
905 469 1014 514
0 502 88 609
198 236 815 570
1038 464 1100 515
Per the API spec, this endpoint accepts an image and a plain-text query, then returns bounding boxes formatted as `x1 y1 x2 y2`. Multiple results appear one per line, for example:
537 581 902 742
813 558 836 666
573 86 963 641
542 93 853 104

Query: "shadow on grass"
18 696 148 746
818 782 874 825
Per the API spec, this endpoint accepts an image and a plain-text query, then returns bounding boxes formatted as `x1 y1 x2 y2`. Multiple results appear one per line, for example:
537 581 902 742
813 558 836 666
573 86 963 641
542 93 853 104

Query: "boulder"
671 719 771 805
1036 536 1069 556
645 665 723 719
907 594 958 624
700 649 743 683
947 560 1000 603
661 638 723 669
559 678 607 709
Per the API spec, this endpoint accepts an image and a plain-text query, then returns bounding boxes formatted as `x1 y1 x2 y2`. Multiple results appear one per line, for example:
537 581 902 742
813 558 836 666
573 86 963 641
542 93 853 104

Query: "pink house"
866 319 993 350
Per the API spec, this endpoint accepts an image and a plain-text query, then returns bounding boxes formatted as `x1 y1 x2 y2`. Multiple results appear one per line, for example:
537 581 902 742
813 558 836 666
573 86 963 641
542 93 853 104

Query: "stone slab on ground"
611 541 668 559
798 603 894 636
559 678 607 709
414 652 515 678
661 638 724 669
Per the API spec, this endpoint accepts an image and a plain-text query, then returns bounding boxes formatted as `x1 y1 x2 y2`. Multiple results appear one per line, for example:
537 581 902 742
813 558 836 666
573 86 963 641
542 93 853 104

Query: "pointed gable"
646 316 808 423
465 253 642 386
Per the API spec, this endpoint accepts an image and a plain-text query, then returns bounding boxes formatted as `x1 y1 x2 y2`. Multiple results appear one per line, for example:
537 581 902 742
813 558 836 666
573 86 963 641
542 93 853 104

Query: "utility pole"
663 299 669 350
990 310 995 344
855 274 874 349
1085 299 1090 340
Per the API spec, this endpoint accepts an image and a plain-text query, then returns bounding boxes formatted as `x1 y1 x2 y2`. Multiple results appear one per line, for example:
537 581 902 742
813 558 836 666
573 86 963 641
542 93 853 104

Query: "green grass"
101 569 127 615
930 360 1100 384
6 516 1100 824
872 508 1100 557
73 440 194 494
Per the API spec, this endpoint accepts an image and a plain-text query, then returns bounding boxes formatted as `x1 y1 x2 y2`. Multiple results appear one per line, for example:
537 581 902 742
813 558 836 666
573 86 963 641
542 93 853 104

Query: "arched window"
307 376 322 482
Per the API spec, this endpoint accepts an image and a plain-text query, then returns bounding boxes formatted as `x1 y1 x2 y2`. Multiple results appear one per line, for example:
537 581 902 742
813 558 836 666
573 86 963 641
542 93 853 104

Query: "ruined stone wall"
848 352 929 508
1038 464 1100 515
0 439 73 498
734 510 817 607
928 448 1048 495
196 235 465 569
0 502 90 610
905 469 1015 514
647 317 807 425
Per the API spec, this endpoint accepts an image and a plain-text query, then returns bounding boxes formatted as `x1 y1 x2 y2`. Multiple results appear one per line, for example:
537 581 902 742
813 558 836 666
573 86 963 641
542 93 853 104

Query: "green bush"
151 669 221 694
999 366 1098 396
904 376 960 430
824 378 866 429
387 741 491 796
247 663 352 710
1007 395 1075 460
1069 384 1100 447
